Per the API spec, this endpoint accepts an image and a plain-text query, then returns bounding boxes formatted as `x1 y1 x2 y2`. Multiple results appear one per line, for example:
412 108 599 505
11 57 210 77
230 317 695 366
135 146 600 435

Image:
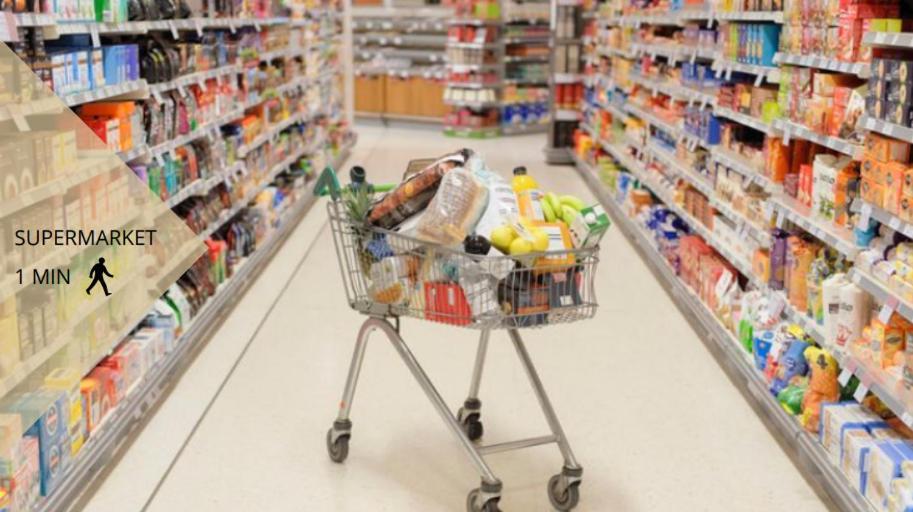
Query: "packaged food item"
469 165 519 248
367 149 473 229
414 168 489 246
568 204 610 249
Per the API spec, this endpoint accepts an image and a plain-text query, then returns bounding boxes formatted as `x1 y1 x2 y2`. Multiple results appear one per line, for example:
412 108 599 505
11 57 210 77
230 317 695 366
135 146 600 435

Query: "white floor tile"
83 125 831 512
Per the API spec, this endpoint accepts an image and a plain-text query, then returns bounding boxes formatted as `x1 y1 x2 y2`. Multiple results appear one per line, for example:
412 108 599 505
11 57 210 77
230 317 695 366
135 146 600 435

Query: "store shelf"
711 10 783 22
4 14 333 40
504 36 549 44
630 41 715 62
859 115 913 144
356 33 447 47
709 147 780 192
773 53 870 78
443 125 501 138
34 140 351 512
645 141 771 246
553 73 583 84
851 198 913 238
646 141 713 196
589 98 629 121
356 111 443 124
359 48 446 62
447 63 501 72
501 123 549 134
555 108 581 121
768 193 859 258
713 58 780 83
504 55 549 63
863 31 913 49
448 18 503 26
597 46 637 60
713 106 778 135
573 155 876 512
446 81 504 89
617 9 710 26
62 79 148 107
144 108 244 162
0 153 120 219
237 121 322 183
447 40 503 49
148 65 243 95
625 102 706 149
443 99 501 109
629 73 716 106
774 119 864 159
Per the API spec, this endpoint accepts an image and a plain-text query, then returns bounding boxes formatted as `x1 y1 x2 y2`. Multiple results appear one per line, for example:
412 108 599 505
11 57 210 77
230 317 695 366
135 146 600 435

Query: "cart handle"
314 167 395 199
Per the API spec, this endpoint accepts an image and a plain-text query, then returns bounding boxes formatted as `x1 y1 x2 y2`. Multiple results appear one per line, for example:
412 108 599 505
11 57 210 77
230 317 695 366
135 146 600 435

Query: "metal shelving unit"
0 10 353 511
774 119 864 159
574 155 873 512
859 115 913 145
768 194 859 258
572 3 913 509
35 141 353 512
773 52 870 78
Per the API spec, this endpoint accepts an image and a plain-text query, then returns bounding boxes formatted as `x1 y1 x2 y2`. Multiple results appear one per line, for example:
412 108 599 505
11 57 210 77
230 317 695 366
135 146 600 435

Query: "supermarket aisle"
85 125 831 512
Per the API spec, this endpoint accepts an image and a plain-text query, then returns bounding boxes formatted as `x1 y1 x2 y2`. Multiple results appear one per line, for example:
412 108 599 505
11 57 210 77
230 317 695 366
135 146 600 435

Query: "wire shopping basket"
317 164 601 511
326 192 600 330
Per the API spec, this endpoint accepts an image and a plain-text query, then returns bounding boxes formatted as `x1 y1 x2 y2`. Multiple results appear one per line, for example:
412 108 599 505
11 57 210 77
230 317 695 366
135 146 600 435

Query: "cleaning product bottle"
512 167 545 221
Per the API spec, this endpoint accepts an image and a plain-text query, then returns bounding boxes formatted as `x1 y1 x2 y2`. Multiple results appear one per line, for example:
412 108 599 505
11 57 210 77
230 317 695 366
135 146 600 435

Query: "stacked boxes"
869 59 913 129
861 133 911 220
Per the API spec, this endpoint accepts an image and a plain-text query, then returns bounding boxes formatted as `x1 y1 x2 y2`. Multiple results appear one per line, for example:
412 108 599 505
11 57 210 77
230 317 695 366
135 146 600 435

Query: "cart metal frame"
318 168 595 511
327 318 583 511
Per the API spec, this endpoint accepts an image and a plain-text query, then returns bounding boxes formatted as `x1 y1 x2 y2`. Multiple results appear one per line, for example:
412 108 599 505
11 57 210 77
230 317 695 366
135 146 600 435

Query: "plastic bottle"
458 235 500 320
511 166 539 193
512 167 545 221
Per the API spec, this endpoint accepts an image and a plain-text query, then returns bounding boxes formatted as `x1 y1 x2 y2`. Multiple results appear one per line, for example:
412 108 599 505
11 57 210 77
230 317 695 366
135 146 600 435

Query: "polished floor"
83 124 832 511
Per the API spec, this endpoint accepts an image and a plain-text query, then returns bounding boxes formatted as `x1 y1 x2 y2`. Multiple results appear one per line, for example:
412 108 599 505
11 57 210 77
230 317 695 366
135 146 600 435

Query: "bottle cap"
350 166 366 184
513 166 527 176
464 235 491 255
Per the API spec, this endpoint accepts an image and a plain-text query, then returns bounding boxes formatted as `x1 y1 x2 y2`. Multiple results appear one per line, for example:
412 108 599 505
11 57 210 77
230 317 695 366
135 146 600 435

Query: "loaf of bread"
414 168 489 247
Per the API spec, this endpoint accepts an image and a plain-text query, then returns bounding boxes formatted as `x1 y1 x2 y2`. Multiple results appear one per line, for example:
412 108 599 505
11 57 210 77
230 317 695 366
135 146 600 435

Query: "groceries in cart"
321 149 609 328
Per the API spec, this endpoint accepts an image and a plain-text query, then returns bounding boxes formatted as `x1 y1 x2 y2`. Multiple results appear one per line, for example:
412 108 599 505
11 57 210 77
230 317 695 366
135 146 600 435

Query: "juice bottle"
512 167 544 221
511 166 539 193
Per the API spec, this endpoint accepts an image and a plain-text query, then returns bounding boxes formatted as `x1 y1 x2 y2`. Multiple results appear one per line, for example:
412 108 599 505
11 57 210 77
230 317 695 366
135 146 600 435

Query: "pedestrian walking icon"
86 257 114 297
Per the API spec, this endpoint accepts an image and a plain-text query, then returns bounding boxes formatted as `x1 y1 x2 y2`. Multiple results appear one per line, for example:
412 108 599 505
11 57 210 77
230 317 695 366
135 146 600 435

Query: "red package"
424 282 471 325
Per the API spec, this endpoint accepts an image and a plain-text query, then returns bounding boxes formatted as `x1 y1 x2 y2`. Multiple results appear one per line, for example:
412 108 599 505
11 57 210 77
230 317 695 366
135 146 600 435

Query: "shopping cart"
316 166 600 511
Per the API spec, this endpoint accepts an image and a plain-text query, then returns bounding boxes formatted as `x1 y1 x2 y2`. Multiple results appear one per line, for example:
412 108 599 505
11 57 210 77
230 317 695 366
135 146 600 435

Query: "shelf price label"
878 301 896 324
853 381 869 402
857 203 873 230
89 25 101 47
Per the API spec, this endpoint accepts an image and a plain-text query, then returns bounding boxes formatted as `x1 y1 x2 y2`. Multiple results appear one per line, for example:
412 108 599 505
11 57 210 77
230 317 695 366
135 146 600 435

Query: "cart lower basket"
324 198 598 511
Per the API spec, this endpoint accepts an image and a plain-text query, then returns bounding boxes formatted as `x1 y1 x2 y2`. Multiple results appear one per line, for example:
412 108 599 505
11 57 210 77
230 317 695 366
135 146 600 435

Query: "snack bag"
367 149 473 229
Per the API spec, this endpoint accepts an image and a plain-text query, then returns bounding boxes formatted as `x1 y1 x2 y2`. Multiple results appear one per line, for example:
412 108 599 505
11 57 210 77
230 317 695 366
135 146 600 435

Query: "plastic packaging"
414 168 489 247
367 149 472 229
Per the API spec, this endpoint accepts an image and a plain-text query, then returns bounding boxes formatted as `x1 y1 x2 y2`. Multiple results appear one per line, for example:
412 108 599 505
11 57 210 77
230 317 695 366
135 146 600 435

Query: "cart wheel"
458 408 484 442
466 489 501 512
326 428 350 463
547 474 580 511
